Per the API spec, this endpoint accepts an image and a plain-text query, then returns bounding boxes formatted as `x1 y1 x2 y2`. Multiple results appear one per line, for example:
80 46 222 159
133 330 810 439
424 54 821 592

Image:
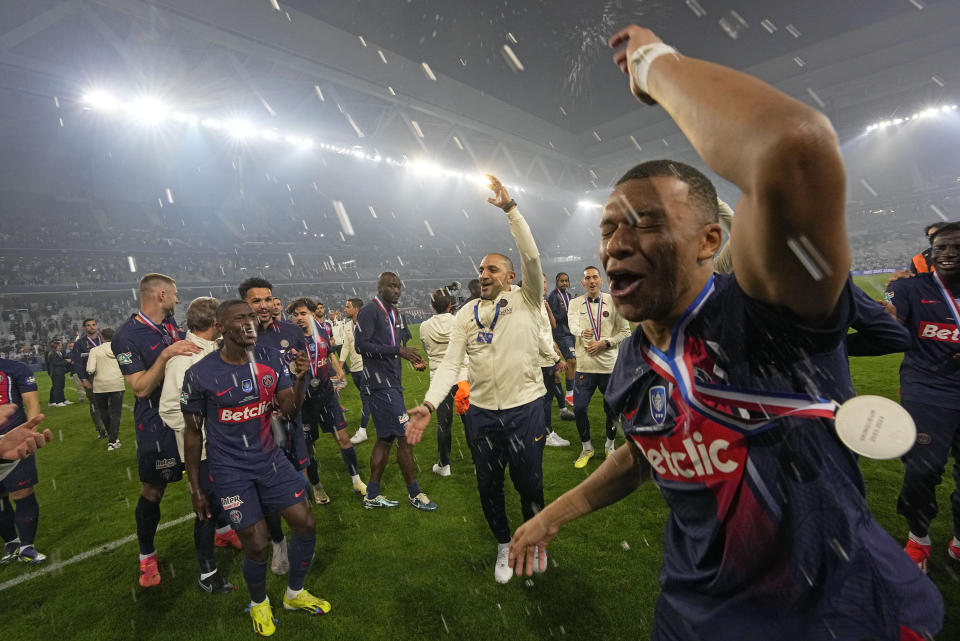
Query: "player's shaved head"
377 272 403 305
483 253 514 274
139 273 175 296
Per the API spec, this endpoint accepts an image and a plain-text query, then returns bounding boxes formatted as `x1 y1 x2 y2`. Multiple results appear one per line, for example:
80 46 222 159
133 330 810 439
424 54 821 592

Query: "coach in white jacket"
567 266 631 468
86 328 126 449
406 176 548 584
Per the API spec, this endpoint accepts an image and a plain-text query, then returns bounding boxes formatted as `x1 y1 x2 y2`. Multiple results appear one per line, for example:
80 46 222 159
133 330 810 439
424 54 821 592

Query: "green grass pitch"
3 291 957 640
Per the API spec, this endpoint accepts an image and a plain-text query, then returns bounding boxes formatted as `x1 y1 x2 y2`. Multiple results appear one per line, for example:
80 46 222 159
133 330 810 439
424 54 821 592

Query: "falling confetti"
793 56 806 68
719 10 748 40
686 0 706 18
908 0 925 10
423 220 435 236
127 256 137 273
506 32 518 44
377 50 388 64
931 75 945 87
629 135 642 151
165 188 174 204
358 35 367 47
785 24 802 38
422 62 437 81
501 45 524 72
313 85 325 102
592 131 602 142
268 0 280 11
930 204 948 221
806 88 826 109
368 205 378 219
786 235 833 282
333 200 355 236
760 19 777 34
410 120 425 138
859 178 879 197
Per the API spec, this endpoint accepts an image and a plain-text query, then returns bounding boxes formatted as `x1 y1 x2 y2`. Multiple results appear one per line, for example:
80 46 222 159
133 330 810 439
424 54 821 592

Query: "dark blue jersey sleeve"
846 285 911 356
355 303 400 359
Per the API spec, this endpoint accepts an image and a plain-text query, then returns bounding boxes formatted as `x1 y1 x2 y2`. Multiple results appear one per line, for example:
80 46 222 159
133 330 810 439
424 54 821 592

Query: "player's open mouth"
938 260 957 268
607 271 643 297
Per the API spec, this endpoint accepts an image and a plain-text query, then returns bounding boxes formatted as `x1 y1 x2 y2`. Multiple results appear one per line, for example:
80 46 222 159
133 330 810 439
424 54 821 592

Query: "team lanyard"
474 299 502 331
585 295 604 341
558 290 570 311
638 275 835 435
86 335 102 348
932 271 960 328
373 296 397 346
136 312 179 344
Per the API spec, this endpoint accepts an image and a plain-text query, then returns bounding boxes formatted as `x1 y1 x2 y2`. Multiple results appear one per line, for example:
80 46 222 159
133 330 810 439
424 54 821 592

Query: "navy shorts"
302 391 348 437
555 335 576 360
281 418 310 470
210 452 307 532
0 454 37 492
368 387 410 440
136 421 183 485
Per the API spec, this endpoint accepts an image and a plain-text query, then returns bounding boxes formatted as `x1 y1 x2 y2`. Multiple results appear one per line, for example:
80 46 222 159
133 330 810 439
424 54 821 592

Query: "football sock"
0 497 16 542
265 511 284 544
286 534 316 592
306 458 320 486
605 438 616 450
581 441 594 452
565 378 574 403
366 481 380 500
135 495 161 556
13 495 38 546
909 532 931 546
242 557 268 603
194 517 217 574
340 446 359 477
406 481 420 498
215 524 232 535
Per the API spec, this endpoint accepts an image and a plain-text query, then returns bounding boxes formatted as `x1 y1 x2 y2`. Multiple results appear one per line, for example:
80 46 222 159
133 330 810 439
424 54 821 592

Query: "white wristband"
628 43 679 96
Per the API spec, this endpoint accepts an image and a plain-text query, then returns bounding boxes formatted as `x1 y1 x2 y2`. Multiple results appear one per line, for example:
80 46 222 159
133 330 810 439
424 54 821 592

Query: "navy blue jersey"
605 274 940 639
546 288 573 340
181 345 293 473
355 297 404 391
0 358 38 434
112 313 184 430
845 284 911 357
256 319 306 366
304 321 333 396
71 334 103 381
886 273 960 408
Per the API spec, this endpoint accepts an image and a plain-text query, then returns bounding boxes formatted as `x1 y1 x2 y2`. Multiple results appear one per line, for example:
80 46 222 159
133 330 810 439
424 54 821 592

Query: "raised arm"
486 175 543 309
611 26 849 320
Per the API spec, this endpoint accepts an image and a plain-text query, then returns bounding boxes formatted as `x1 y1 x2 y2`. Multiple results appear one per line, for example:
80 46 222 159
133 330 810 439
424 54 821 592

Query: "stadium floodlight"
201 117 223 130
284 134 304 146
300 138 315 149
578 200 601 209
261 128 280 141
82 90 120 111
864 103 957 134
226 119 255 139
126 96 169 125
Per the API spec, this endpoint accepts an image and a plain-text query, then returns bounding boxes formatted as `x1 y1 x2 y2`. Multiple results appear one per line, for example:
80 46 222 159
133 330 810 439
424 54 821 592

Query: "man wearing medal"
885 220 960 573
507 24 942 640
71 318 108 439
567 266 631 468
546 274 577 420
286 297 367 502
112 273 203 588
405 175 551 584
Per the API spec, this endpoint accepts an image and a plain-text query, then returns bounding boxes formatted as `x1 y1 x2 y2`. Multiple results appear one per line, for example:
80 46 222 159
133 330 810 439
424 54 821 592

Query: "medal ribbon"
559 290 570 311
136 312 179 343
307 320 325 378
374 296 397 346
87 335 102 348
585 296 604 342
638 275 835 435
474 299 502 331
932 271 960 328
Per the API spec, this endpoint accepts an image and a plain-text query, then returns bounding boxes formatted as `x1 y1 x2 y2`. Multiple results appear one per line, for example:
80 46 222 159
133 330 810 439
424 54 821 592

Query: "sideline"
0 513 193 592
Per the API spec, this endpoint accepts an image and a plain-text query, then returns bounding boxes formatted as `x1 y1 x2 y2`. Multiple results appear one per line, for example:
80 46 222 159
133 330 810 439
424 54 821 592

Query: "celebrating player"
546 273 577 419
182 300 330 636
508 24 942 639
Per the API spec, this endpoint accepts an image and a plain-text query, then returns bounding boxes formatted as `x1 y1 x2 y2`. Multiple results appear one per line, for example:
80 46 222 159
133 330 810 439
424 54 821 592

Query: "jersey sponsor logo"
635 430 744 481
262 374 275 388
649 386 667 425
24 375 35 385
241 379 253 393
918 321 960 343
155 457 177 470
221 494 243 509
398 413 409 424
218 400 270 423
117 352 133 365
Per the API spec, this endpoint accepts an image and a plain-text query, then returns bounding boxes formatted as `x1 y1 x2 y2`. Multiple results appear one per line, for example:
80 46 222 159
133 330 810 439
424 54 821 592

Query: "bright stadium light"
82 90 120 111
126 96 169 124
200 117 222 130
261 128 280 141
226 119 255 139
171 111 198 125
578 200 601 209
864 103 957 134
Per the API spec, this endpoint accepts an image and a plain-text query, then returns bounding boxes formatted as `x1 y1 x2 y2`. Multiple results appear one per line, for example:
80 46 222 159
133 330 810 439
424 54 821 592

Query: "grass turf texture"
4 293 958 640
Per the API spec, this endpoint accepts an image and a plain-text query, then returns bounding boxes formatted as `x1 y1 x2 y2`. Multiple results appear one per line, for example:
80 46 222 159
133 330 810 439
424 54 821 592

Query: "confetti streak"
760 19 777 34
506 32 518 44
501 45 524 72
908 0 925 10
785 24 801 38
268 0 280 11
859 178 878 197
377 50 388 64
686 0 706 18
333 200 355 236
165 188 174 204
410 120 424 138
452 135 464 150
423 220 435 236
358 35 367 47
806 88 826 109
786 235 833 282
931 75 945 87
313 85 324 102
422 62 437 81
127 256 137 273
368 205 378 219
930 204 948 222
593 131 602 142
629 135 643 151
793 56 806 68
345 113 365 138
387 86 396 96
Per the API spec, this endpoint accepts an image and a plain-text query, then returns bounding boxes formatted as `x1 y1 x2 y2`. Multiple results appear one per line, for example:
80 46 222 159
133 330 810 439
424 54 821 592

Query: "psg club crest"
649 385 667 425
241 379 253 394
262 374 275 388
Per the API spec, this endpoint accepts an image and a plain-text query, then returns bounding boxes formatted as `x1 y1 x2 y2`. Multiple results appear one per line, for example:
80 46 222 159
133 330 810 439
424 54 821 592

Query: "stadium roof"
0 0 958 192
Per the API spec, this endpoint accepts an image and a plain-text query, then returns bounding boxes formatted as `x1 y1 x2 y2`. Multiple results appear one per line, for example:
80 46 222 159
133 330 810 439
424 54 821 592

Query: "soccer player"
508 24 942 639
239 277 307 573
885 220 960 573
546 274 576 419
419 288 470 476
71 318 107 438
341 298 370 444
285 297 367 499
355 272 435 510
0 357 46 564
271 296 284 323
182 300 330 636
567 266 631 467
111 273 202 587
157 296 238 593
910 222 948 274
406 176 548 583
0 408 50 482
